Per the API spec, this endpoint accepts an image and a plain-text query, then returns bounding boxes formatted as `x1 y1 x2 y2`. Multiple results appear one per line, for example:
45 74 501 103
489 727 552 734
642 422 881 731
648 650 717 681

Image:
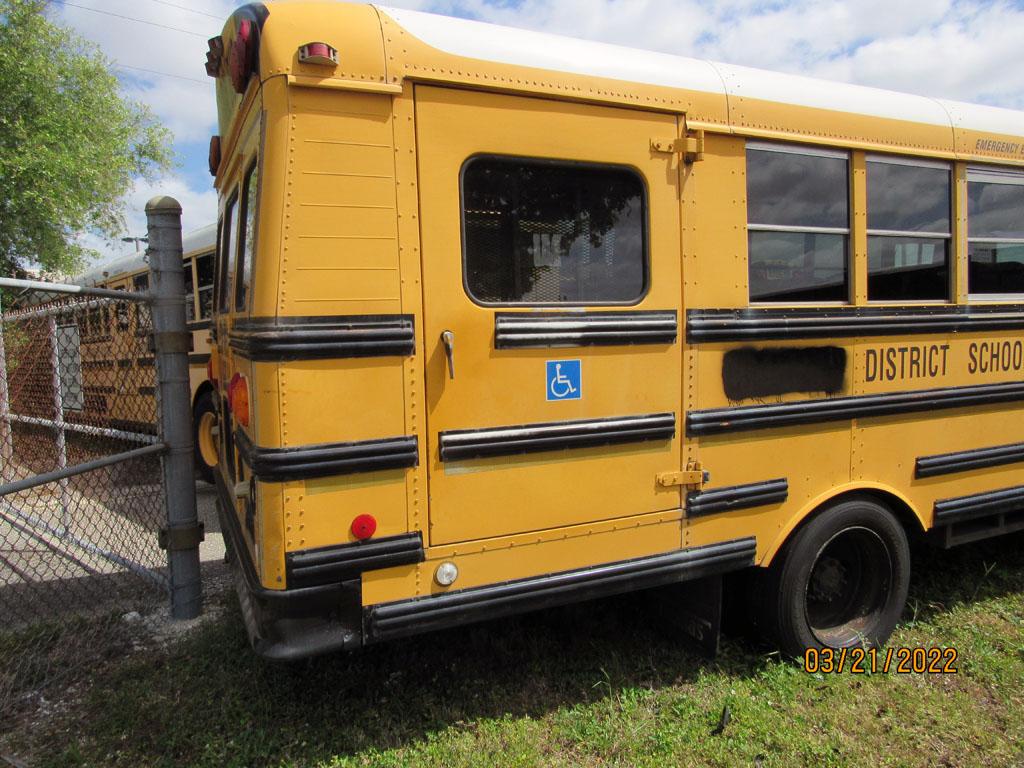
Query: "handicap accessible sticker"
546 359 581 401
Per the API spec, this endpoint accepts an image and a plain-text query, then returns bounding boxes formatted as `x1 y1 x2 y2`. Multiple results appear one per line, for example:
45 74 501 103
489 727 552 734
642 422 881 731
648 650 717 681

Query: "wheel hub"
805 526 892 647
809 555 847 603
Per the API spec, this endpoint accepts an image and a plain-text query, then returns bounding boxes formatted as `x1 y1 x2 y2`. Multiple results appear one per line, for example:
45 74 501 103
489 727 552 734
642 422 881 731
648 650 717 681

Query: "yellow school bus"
206 2 1024 659
75 224 220 481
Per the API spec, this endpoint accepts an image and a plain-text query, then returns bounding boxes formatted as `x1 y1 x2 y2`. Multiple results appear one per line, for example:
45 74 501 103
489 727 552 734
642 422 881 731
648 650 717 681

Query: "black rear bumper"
216 475 362 660
216 474 756 659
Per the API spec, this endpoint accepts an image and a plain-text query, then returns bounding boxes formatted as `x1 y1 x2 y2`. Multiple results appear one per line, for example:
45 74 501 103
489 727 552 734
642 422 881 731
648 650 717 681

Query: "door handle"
441 330 455 379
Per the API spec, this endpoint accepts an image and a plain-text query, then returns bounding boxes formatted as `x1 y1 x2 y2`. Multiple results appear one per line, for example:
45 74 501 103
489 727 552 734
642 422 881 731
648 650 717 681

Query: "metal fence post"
146 196 203 619
46 315 72 531
0 293 11 484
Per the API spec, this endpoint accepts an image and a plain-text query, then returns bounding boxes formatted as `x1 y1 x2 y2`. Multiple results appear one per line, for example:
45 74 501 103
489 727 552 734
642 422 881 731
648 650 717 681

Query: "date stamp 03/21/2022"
803 647 959 675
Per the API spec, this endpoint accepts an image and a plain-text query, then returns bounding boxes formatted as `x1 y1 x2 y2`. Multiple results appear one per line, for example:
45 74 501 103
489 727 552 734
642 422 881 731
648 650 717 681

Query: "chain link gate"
0 197 202 718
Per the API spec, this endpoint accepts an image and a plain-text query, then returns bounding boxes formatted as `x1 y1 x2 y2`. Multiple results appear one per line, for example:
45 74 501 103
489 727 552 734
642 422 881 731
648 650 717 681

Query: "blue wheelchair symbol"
546 359 581 401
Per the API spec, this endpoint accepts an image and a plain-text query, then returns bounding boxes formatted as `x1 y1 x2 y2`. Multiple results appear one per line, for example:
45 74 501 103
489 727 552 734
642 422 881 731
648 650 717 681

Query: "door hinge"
650 130 705 163
657 464 710 489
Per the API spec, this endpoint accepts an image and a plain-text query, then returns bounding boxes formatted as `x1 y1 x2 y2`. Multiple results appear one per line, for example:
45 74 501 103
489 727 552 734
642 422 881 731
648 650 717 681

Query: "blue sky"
49 0 1024 270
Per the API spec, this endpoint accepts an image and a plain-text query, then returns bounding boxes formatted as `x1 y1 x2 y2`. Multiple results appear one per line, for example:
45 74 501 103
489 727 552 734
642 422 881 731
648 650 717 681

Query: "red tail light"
351 514 377 540
229 18 254 94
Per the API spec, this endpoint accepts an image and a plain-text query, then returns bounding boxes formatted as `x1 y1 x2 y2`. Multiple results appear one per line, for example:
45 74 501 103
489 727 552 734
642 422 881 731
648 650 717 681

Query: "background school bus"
75 225 220 482
205 1 1024 659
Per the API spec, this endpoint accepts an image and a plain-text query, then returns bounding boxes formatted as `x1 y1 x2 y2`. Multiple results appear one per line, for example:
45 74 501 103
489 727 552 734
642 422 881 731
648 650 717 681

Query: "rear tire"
193 390 218 485
753 496 910 657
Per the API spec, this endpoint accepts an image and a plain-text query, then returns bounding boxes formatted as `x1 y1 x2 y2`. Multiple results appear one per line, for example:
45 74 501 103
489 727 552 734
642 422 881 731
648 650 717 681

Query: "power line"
60 2 208 38
141 0 223 21
115 63 208 85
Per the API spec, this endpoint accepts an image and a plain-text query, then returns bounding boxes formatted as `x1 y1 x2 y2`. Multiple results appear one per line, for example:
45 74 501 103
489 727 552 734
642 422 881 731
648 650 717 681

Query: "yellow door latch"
650 131 705 163
657 465 710 489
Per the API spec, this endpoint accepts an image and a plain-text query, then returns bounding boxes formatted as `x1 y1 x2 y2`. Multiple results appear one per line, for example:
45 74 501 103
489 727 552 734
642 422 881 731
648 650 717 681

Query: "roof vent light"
298 42 338 67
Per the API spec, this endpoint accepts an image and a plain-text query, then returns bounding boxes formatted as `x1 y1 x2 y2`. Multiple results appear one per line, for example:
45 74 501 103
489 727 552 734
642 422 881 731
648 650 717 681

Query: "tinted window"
969 180 1024 239
747 148 848 229
968 243 1024 294
968 171 1024 295
196 252 215 319
747 145 849 302
748 231 847 302
868 237 949 301
183 258 195 322
868 162 950 233
867 160 951 301
235 161 259 311
217 194 237 313
462 157 646 304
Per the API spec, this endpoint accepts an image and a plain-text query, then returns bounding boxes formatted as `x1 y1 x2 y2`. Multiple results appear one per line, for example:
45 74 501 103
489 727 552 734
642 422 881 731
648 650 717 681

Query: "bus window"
196 252 215 319
747 143 849 303
133 273 149 330
235 161 259 312
114 286 130 331
866 157 951 302
218 193 238 313
967 167 1024 296
85 305 107 340
461 156 646 305
183 258 195 322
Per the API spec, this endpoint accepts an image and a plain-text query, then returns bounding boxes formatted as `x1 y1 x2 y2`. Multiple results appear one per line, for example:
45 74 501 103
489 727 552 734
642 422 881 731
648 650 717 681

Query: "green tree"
0 0 172 276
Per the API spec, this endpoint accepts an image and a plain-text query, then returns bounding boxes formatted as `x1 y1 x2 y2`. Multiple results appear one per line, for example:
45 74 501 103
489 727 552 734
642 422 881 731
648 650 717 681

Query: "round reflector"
351 514 377 540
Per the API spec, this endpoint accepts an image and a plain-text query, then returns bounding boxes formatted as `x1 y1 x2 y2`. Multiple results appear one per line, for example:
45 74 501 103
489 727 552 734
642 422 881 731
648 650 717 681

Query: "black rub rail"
933 484 1024 526
687 381 1024 436
229 314 415 361
916 442 1024 478
286 533 424 589
494 310 677 348
235 430 418 482
687 478 788 518
363 537 757 643
686 305 1024 343
439 413 675 462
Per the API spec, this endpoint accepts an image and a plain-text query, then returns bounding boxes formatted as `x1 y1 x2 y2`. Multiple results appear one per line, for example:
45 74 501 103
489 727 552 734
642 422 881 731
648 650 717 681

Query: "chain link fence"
0 197 201 720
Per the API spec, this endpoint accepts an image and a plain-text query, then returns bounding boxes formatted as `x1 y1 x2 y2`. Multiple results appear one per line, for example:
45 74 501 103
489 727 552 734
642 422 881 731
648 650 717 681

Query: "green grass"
6 535 1024 768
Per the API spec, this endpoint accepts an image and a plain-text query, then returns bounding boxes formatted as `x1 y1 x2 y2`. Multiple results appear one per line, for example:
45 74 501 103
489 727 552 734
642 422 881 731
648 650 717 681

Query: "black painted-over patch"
722 347 846 401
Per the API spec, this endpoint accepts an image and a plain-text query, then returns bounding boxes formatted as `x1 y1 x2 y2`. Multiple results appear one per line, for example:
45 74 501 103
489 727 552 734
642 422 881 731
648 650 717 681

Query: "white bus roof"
378 5 1024 138
73 223 216 287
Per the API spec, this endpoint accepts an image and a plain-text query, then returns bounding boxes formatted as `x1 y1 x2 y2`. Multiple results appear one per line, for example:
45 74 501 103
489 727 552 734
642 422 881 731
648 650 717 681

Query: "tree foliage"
0 0 172 275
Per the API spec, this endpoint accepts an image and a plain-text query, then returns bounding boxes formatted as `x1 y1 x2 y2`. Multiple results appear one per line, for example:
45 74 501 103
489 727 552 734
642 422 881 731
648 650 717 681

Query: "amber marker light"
227 373 250 428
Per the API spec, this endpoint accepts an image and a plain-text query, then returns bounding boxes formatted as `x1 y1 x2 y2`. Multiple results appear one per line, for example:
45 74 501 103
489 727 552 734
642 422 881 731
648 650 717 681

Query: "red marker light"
351 514 377 540
229 18 254 94
298 42 338 66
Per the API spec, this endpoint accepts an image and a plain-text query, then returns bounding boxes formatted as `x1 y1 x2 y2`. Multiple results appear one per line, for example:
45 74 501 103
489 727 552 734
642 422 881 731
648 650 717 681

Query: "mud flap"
653 574 723 657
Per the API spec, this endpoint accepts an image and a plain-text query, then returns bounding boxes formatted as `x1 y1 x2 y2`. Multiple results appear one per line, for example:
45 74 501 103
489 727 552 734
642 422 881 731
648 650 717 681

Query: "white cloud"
50 0 1024 270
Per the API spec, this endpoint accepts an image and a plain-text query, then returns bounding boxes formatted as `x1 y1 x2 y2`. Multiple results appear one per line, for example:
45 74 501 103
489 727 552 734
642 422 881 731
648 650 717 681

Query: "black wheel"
192 389 219 485
753 496 910 656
